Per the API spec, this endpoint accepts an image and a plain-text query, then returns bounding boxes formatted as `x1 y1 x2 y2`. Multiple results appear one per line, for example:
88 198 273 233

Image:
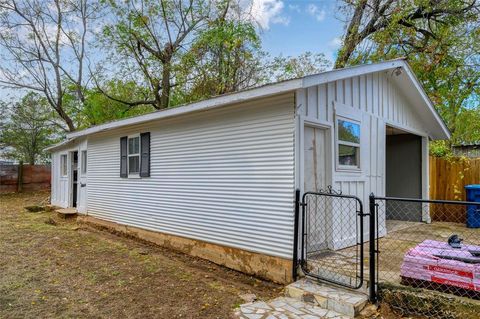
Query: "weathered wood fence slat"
0 164 51 193
429 156 480 222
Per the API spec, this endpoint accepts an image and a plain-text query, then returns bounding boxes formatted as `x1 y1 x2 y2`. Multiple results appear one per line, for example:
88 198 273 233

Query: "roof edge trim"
400 62 451 139
62 58 449 142
66 79 302 139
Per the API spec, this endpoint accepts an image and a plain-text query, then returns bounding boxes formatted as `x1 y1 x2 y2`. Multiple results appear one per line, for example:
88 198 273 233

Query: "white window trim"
80 150 87 175
334 102 362 172
60 154 68 177
127 134 141 178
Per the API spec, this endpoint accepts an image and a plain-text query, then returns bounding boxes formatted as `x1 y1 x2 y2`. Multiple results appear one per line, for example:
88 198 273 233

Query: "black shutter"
120 136 128 178
140 132 150 177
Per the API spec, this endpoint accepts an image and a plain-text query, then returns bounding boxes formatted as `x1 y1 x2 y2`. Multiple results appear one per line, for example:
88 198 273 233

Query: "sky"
0 0 345 101
251 0 344 62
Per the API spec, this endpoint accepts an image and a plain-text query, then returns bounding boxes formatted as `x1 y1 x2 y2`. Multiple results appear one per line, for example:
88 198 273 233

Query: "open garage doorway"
385 126 423 222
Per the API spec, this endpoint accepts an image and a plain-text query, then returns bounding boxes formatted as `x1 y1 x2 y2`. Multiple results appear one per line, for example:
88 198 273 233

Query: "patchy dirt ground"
0 191 281 319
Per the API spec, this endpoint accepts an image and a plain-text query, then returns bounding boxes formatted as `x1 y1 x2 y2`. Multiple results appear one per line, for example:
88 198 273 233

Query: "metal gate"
298 188 365 289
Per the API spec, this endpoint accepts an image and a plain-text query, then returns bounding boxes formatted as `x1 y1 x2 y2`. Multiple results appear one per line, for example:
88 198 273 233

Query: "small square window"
338 120 360 144
336 118 361 169
128 137 140 154
338 145 359 166
128 156 139 174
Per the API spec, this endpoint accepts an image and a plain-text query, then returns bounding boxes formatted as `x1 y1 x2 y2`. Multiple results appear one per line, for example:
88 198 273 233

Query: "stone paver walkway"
233 297 349 319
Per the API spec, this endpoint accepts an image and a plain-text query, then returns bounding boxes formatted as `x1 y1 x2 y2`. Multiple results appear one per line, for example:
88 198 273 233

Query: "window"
60 154 68 176
81 150 87 174
337 119 361 168
120 133 150 178
128 136 140 175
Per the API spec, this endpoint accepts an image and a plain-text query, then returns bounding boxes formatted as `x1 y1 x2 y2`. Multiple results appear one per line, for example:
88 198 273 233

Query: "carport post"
369 193 376 303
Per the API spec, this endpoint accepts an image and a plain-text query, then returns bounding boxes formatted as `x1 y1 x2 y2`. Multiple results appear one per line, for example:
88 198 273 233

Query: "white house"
47 59 450 283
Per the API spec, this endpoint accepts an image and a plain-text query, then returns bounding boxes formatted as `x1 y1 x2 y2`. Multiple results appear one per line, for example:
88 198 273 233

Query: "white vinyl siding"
86 94 295 258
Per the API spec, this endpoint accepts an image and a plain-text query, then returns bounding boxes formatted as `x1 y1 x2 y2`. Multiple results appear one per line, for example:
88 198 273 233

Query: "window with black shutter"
120 133 150 178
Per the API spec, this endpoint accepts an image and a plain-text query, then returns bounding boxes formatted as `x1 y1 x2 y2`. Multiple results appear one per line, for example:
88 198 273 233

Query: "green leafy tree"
336 0 480 146
176 3 266 104
335 0 478 69
0 93 57 164
268 52 331 82
81 81 154 127
99 0 212 110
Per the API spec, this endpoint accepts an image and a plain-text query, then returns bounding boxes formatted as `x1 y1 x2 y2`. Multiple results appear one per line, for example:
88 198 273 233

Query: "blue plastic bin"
465 185 480 228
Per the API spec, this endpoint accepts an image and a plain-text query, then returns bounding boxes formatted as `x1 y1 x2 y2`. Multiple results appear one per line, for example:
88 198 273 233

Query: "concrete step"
285 279 368 318
55 208 78 219
234 296 350 319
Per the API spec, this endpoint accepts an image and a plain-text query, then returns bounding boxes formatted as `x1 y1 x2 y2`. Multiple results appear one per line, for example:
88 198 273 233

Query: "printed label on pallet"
426 265 474 279
432 276 480 291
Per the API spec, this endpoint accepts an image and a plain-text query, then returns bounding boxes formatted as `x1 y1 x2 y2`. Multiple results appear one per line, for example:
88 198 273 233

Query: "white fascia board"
66 60 405 140
400 63 451 140
44 139 73 152
301 59 406 87
67 79 302 139
303 58 450 140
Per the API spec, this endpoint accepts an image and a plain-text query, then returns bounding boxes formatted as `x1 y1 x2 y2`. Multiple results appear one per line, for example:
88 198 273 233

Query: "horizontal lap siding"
87 94 295 258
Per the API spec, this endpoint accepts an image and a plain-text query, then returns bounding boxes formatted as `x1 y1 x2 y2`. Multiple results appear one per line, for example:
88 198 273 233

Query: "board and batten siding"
296 70 429 247
86 94 296 259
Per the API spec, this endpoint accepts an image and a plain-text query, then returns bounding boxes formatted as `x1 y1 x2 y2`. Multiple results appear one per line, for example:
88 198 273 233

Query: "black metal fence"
371 195 480 317
295 189 480 316
299 190 365 289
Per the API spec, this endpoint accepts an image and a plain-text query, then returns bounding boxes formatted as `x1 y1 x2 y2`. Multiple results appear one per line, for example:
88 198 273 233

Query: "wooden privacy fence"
429 156 480 222
0 164 51 193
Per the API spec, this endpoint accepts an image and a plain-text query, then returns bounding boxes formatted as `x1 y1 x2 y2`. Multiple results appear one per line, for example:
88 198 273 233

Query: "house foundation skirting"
77 215 293 284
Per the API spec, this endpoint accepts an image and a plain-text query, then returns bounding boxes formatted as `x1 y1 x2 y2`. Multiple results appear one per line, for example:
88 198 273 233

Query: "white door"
77 149 88 213
303 125 329 251
304 126 327 192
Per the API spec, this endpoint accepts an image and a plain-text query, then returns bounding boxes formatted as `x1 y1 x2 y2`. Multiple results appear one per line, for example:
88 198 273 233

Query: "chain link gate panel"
300 189 365 289
370 195 480 317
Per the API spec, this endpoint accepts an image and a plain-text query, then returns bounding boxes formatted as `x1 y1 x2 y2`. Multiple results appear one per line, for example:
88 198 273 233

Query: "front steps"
285 279 368 318
234 278 369 319
55 208 77 219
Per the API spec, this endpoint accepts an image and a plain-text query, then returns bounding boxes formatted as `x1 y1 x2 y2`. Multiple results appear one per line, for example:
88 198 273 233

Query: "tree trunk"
57 107 76 131
46 96 76 131
334 0 368 69
334 38 362 69
160 61 171 109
